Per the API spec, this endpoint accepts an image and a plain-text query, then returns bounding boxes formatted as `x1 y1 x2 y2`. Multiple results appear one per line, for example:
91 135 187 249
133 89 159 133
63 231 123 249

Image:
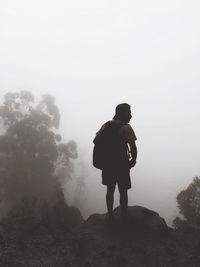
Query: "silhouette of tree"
174 176 200 229
0 91 78 212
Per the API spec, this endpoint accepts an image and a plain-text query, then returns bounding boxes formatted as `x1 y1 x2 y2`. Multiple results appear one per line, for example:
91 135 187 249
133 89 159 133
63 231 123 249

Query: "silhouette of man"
97 103 137 221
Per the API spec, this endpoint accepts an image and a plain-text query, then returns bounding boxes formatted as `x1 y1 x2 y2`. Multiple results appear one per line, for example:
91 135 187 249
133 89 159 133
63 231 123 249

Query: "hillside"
0 206 200 267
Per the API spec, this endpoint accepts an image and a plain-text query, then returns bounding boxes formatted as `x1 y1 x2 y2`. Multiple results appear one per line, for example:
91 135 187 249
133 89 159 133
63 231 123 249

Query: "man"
95 103 137 221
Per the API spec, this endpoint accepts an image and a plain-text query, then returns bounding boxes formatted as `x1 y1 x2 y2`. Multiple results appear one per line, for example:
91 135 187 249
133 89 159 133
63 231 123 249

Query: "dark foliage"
1 192 82 237
174 176 200 229
0 194 82 267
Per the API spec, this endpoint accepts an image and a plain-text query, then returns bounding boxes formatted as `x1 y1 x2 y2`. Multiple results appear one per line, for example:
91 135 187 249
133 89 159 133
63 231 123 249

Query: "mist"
1 0 200 224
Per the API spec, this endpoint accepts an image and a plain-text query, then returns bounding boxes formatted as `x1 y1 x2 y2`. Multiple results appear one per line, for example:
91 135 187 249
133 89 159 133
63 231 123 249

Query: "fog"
1 0 200 223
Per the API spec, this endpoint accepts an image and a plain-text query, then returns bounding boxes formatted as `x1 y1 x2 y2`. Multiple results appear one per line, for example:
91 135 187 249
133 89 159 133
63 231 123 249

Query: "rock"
115 206 168 233
85 206 168 235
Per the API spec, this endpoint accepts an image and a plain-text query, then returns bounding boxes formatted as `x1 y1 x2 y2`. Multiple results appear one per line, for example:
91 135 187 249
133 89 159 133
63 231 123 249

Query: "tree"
174 176 200 229
0 91 78 214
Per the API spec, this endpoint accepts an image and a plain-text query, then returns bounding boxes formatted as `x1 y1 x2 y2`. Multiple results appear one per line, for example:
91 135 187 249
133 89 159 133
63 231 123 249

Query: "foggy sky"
1 0 200 222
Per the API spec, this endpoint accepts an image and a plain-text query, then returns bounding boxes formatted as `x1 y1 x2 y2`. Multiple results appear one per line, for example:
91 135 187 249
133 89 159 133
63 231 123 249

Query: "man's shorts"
102 167 131 189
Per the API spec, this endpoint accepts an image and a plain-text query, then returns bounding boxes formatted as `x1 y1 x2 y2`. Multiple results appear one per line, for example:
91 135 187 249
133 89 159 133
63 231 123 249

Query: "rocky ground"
0 206 200 267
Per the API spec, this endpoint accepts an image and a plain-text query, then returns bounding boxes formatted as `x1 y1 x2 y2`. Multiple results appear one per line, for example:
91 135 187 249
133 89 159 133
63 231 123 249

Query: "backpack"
93 121 128 170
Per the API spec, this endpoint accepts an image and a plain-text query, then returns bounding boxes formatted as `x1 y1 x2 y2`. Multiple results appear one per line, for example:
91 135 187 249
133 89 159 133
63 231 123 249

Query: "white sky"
1 0 200 222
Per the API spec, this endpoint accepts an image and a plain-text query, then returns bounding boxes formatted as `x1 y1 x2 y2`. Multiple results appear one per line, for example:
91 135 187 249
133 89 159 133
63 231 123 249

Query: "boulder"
85 205 168 235
115 206 168 233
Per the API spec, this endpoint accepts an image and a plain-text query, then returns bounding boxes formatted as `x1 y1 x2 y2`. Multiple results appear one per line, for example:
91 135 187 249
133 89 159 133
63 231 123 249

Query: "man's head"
113 103 132 123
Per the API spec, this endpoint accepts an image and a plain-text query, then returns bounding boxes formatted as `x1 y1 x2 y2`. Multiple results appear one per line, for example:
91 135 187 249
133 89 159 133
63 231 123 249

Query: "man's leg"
106 184 116 220
118 186 128 218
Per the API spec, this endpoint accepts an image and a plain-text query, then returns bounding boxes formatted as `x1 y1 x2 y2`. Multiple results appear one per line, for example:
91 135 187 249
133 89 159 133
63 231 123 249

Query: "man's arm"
128 141 137 168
